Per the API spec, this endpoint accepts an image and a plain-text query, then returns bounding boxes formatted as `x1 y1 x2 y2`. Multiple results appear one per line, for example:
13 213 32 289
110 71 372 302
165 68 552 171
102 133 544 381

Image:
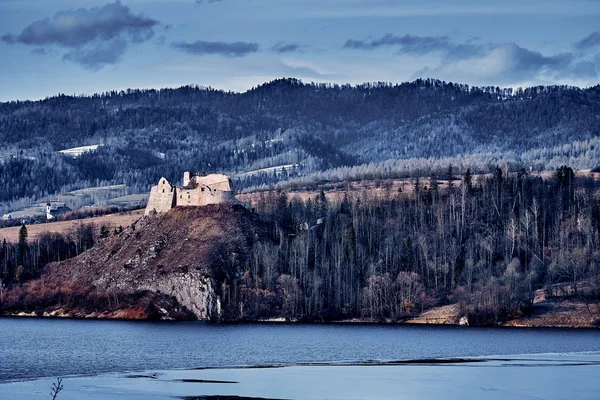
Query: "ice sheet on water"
2 353 600 400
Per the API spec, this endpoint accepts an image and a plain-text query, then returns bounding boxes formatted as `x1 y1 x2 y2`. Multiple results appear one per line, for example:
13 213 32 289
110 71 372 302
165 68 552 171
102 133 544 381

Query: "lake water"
1 318 600 382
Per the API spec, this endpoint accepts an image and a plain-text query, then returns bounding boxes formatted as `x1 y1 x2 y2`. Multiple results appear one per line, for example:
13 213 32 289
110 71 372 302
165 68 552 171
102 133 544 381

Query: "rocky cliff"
1 204 270 320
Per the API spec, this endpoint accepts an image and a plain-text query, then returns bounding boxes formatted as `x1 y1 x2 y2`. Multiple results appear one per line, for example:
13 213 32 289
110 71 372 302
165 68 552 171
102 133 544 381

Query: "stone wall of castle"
189 173 232 191
175 188 235 207
145 177 176 215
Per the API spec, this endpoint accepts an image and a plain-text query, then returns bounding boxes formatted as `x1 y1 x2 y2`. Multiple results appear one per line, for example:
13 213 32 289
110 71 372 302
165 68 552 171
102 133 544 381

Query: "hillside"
2 168 600 326
1 78 599 217
0 204 271 320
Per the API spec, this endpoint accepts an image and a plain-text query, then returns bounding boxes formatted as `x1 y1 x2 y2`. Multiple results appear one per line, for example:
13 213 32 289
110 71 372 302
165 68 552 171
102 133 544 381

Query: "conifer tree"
18 224 28 268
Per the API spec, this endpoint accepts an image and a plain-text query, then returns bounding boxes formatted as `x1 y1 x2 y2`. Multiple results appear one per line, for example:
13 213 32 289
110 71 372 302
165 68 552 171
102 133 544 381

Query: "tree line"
0 222 117 286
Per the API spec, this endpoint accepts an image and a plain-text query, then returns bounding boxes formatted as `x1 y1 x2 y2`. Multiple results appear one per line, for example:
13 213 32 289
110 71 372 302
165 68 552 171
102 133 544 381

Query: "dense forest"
1 78 599 215
0 222 108 285
219 166 600 324
3 166 600 324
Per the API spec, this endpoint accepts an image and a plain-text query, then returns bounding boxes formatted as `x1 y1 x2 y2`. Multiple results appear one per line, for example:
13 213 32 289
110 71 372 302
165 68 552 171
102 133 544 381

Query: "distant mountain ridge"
1 78 599 212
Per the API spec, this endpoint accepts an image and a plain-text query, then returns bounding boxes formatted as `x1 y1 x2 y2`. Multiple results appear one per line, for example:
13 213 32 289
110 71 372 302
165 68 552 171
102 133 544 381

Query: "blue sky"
0 0 599 101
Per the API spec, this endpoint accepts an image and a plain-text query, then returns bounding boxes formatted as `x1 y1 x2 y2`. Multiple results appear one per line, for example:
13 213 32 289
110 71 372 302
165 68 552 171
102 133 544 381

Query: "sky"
0 0 599 101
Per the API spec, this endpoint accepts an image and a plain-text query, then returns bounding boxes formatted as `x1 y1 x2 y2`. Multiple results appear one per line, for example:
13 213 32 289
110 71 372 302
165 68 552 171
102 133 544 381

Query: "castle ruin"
145 172 235 215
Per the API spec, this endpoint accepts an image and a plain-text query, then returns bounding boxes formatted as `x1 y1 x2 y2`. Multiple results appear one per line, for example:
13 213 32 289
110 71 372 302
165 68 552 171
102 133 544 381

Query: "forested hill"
1 78 599 209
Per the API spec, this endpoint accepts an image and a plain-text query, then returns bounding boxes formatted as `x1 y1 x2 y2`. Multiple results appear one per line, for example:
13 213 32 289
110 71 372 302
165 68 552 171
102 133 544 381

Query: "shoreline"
4 285 598 328
1 312 598 329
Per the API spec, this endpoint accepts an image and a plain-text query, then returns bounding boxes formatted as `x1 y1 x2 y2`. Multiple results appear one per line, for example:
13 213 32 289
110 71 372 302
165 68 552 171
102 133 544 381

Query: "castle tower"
183 171 191 187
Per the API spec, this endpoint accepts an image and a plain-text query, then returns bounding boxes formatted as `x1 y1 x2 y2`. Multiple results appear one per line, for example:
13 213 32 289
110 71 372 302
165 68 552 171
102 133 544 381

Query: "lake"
1 318 600 383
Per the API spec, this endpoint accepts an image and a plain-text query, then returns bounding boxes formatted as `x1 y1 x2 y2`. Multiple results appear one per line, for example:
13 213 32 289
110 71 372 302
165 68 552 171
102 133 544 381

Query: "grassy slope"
0 210 144 242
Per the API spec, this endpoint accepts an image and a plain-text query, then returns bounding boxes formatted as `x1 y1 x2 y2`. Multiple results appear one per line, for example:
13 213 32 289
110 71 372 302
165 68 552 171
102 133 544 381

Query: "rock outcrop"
1 204 268 320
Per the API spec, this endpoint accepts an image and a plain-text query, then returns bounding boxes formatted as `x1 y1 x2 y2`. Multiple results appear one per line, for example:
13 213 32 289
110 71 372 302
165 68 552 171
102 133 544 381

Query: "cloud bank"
344 34 452 53
272 42 302 54
1 1 158 69
345 33 598 85
173 40 259 57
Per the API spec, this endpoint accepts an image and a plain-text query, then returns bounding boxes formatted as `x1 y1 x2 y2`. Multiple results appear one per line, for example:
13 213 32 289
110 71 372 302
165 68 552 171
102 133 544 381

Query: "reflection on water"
1 318 599 381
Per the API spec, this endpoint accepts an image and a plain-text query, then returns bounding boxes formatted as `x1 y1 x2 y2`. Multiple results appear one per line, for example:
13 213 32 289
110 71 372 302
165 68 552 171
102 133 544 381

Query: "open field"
236 163 301 177
1 184 131 221
0 210 143 242
106 193 149 207
58 144 103 157
237 169 600 205
238 177 459 205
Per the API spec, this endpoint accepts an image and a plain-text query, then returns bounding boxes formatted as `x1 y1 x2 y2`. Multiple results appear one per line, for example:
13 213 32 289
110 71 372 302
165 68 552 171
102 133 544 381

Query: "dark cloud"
576 32 600 50
507 44 573 74
173 40 259 57
63 38 127 70
344 34 450 54
443 42 488 61
343 33 485 60
1 2 158 47
1 1 158 69
272 42 301 53
500 44 596 81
